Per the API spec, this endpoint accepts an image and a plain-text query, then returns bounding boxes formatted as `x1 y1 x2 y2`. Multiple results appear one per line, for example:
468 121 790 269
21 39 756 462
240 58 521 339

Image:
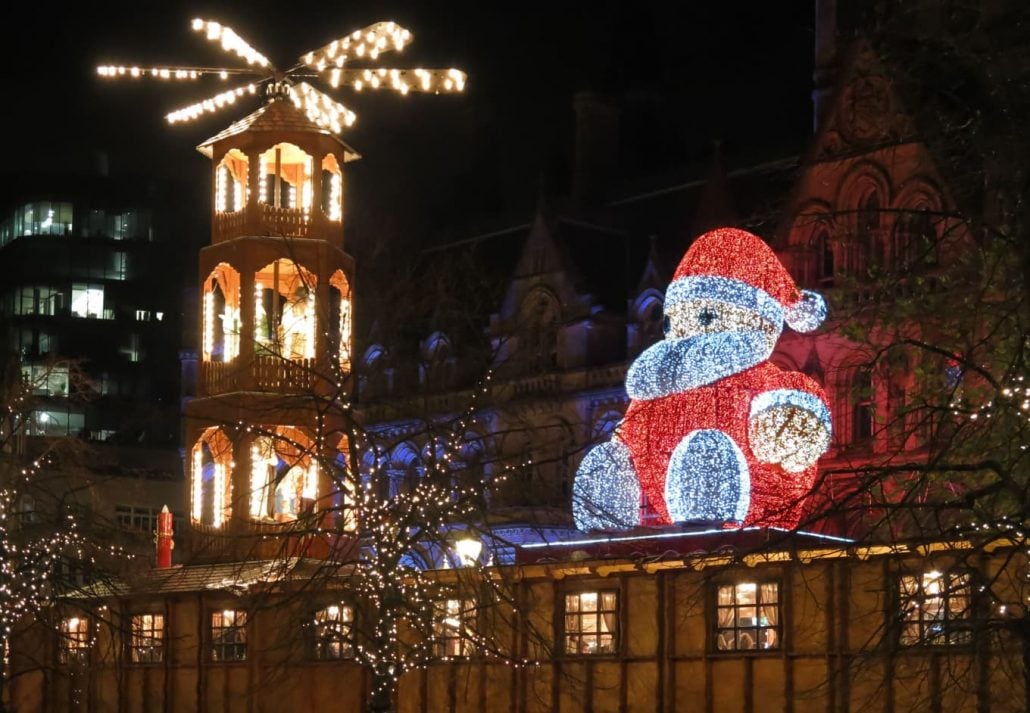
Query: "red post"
156 505 174 569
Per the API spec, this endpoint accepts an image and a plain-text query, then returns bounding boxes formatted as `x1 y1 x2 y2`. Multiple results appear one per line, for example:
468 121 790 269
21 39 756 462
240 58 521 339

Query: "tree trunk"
366 667 396 713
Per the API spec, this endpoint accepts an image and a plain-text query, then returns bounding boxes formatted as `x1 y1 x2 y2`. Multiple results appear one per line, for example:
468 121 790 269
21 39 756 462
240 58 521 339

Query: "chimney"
572 91 619 207
156 504 174 568
812 0 838 132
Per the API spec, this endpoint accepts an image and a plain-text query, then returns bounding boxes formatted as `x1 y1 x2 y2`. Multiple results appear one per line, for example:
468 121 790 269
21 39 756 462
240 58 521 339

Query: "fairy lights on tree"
573 228 832 531
0 363 131 698
97 18 467 133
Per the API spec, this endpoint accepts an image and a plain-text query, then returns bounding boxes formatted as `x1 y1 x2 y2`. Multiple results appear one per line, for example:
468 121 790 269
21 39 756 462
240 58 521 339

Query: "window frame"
711 579 782 654
209 608 248 663
310 602 355 661
561 588 620 657
129 612 166 664
432 598 478 659
58 615 91 665
896 569 974 648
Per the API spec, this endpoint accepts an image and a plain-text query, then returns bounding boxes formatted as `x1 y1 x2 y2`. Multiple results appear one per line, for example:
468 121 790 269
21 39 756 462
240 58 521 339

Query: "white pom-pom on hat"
784 290 827 333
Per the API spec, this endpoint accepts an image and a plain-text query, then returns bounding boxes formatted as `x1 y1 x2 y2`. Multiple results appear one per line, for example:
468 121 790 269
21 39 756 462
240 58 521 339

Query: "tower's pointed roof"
196 97 361 161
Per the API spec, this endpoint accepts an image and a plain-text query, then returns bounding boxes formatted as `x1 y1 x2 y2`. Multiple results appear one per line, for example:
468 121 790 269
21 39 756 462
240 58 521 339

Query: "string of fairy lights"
96 17 467 133
93 13 547 691
1 381 133 662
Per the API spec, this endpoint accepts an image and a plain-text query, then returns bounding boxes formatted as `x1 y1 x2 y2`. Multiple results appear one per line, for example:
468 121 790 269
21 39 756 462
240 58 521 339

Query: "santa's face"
665 298 778 344
625 298 781 400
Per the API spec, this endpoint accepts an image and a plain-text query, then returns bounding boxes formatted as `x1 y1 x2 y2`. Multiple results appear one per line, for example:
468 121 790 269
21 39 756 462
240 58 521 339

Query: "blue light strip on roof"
518 526 854 549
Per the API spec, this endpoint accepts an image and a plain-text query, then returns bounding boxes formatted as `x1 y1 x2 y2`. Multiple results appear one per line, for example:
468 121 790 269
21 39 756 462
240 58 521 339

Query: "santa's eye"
662 315 670 335
698 308 718 326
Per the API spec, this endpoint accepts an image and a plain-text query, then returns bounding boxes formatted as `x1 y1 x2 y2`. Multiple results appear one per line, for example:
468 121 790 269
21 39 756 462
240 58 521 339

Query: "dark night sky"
5 1 816 253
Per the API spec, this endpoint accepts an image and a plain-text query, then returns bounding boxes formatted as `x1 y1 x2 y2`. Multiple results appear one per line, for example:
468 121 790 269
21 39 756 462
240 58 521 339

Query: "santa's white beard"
625 330 773 401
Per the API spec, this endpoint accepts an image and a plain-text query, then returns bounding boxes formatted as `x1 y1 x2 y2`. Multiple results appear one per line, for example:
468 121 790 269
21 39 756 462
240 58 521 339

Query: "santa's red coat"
617 361 828 528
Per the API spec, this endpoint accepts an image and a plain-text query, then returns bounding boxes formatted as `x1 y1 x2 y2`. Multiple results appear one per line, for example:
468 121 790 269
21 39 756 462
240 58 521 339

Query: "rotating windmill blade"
97 18 467 131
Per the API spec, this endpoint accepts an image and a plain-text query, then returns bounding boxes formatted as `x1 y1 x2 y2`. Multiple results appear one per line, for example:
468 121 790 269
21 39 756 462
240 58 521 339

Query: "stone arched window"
254 259 318 360
632 292 665 350
815 228 835 284
388 442 422 498
421 332 454 392
592 410 623 440
859 191 885 267
851 367 875 446
248 426 317 523
518 288 560 371
214 150 248 214
359 345 391 401
191 428 233 527
329 270 352 373
893 202 941 269
258 143 313 211
536 418 575 503
202 263 241 362
321 154 343 221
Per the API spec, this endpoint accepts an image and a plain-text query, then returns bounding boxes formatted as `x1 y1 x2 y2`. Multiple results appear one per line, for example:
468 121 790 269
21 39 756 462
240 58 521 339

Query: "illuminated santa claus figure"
573 227 832 531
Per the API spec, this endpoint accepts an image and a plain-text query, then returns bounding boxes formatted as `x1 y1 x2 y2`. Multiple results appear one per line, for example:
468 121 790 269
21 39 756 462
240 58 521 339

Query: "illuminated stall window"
321 154 343 221
433 599 476 657
715 582 780 651
898 570 971 646
312 603 354 660
249 426 317 523
59 616 91 664
329 270 352 372
210 609 248 662
191 428 233 528
130 614 165 664
258 143 313 211
215 150 248 213
202 263 241 362
563 590 618 655
254 259 317 360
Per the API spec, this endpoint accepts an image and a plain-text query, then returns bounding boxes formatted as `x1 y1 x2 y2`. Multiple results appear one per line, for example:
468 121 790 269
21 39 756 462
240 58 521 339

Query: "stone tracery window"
634 293 665 349
518 288 560 370
421 332 453 391
202 263 241 362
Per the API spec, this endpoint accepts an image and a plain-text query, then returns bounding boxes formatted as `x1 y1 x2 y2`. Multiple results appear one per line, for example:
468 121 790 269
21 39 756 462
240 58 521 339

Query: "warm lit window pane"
131 614 165 663
433 599 475 658
714 582 780 652
898 571 972 646
60 616 90 664
564 591 618 656
313 603 354 660
211 609 248 662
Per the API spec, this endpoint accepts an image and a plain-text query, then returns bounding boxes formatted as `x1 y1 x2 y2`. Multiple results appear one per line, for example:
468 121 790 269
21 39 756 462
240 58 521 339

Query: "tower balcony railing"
199 356 317 396
259 204 311 238
214 209 247 242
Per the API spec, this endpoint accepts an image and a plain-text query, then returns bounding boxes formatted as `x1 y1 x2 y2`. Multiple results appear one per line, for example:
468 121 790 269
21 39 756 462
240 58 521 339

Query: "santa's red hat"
665 227 826 332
